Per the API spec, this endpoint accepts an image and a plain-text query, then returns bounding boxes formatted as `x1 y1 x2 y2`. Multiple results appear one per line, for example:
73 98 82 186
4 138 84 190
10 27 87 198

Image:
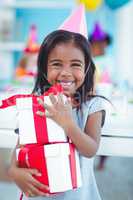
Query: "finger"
49 93 57 105
25 192 29 197
33 92 40 96
27 169 42 176
23 175 50 196
45 111 53 118
43 103 53 113
67 97 71 103
25 189 37 197
36 110 53 118
27 190 34 197
37 97 44 106
36 110 45 117
57 93 64 105
66 97 72 105
31 177 49 191
28 186 49 197
27 169 49 190
36 101 52 115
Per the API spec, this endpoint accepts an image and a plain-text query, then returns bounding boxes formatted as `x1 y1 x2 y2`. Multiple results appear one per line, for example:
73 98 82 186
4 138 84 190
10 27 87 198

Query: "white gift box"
16 143 82 193
0 105 18 129
16 95 68 145
0 96 18 129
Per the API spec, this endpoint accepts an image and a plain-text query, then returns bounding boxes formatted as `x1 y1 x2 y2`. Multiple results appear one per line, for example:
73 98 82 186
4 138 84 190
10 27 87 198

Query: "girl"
8 30 106 200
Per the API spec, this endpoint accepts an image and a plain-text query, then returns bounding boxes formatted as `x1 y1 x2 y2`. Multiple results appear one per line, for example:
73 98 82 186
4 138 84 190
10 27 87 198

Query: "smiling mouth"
57 80 75 87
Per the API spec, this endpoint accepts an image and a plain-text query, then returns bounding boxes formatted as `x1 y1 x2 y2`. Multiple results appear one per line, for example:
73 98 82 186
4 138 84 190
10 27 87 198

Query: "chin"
63 90 77 98
63 91 71 97
61 88 72 96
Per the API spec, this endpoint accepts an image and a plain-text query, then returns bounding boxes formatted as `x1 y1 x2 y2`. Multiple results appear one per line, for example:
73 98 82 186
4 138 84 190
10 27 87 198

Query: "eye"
71 63 84 69
53 62 62 66
49 62 62 69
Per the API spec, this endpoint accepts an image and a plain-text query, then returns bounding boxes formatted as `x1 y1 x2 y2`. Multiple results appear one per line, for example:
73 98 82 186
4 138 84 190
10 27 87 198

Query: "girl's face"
47 42 85 97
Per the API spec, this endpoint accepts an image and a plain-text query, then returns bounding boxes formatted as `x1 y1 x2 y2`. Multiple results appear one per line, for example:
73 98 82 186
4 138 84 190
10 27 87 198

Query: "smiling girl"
8 30 106 200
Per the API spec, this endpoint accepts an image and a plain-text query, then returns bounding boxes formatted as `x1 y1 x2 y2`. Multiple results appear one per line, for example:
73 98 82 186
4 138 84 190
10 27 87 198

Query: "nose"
59 65 72 76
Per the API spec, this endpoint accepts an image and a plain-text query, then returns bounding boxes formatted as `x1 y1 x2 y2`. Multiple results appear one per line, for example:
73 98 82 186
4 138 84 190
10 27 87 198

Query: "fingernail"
36 111 40 116
46 186 50 190
43 103 47 107
37 173 42 176
43 185 49 190
25 192 29 197
45 193 50 197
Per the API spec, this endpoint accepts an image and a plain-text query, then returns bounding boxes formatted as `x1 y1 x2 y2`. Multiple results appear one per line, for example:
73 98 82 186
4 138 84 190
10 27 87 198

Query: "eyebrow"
49 59 84 64
48 59 62 64
70 59 84 64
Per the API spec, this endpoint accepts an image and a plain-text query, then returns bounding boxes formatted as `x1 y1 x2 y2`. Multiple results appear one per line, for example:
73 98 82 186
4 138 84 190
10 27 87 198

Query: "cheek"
75 71 85 83
47 70 58 83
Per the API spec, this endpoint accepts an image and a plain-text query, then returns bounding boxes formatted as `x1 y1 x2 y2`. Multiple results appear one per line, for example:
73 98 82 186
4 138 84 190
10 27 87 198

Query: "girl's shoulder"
81 96 107 128
83 96 106 114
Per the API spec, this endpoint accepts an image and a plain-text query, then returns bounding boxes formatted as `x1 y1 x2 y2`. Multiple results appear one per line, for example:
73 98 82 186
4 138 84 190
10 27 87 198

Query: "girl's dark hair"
33 30 96 105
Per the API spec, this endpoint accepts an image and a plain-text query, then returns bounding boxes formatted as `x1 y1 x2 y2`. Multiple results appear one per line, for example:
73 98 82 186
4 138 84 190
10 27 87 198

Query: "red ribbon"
18 147 29 168
0 94 33 109
44 84 63 96
32 96 49 144
69 143 77 189
0 84 63 109
18 145 49 193
32 83 65 144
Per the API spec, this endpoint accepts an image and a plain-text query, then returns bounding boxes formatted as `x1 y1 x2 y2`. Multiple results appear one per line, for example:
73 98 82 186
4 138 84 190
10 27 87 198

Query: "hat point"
59 4 88 38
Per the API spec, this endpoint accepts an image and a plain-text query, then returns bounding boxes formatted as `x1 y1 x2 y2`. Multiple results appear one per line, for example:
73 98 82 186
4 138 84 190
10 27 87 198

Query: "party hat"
59 4 88 38
89 22 111 45
24 24 40 53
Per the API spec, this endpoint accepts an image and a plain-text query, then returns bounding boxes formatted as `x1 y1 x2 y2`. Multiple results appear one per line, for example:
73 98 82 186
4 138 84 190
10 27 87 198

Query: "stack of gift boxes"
0 84 82 194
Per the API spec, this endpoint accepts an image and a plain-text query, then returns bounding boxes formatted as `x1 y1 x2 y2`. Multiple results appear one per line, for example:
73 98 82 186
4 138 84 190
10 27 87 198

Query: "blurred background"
0 0 133 199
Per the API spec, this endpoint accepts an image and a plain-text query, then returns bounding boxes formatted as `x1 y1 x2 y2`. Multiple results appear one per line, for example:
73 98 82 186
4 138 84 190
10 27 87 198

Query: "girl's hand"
8 166 51 197
37 93 75 130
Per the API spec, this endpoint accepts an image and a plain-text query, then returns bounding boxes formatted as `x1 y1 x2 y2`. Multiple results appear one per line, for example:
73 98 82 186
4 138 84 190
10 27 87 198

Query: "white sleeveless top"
23 96 106 200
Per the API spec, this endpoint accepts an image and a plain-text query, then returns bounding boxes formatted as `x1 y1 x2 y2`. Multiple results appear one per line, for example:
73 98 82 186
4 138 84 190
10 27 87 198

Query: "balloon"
79 0 103 10
105 0 131 9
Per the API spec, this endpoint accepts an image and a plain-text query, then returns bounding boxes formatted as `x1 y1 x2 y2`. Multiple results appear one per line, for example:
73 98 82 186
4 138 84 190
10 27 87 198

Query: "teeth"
59 81 73 86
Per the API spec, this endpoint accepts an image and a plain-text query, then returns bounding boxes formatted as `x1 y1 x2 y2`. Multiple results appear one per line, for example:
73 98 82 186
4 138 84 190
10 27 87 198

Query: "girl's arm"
63 111 102 158
8 139 50 197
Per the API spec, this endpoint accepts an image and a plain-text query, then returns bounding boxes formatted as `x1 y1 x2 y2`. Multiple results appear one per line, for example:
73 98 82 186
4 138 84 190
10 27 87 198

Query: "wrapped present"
0 94 33 129
16 143 82 193
0 94 32 109
0 84 68 143
16 84 68 145
0 95 19 129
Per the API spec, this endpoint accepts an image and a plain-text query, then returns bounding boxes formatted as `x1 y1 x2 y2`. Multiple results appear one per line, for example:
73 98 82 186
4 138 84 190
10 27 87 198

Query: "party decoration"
89 22 112 45
59 4 88 38
89 22 107 41
24 24 40 53
78 0 103 11
105 0 131 9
